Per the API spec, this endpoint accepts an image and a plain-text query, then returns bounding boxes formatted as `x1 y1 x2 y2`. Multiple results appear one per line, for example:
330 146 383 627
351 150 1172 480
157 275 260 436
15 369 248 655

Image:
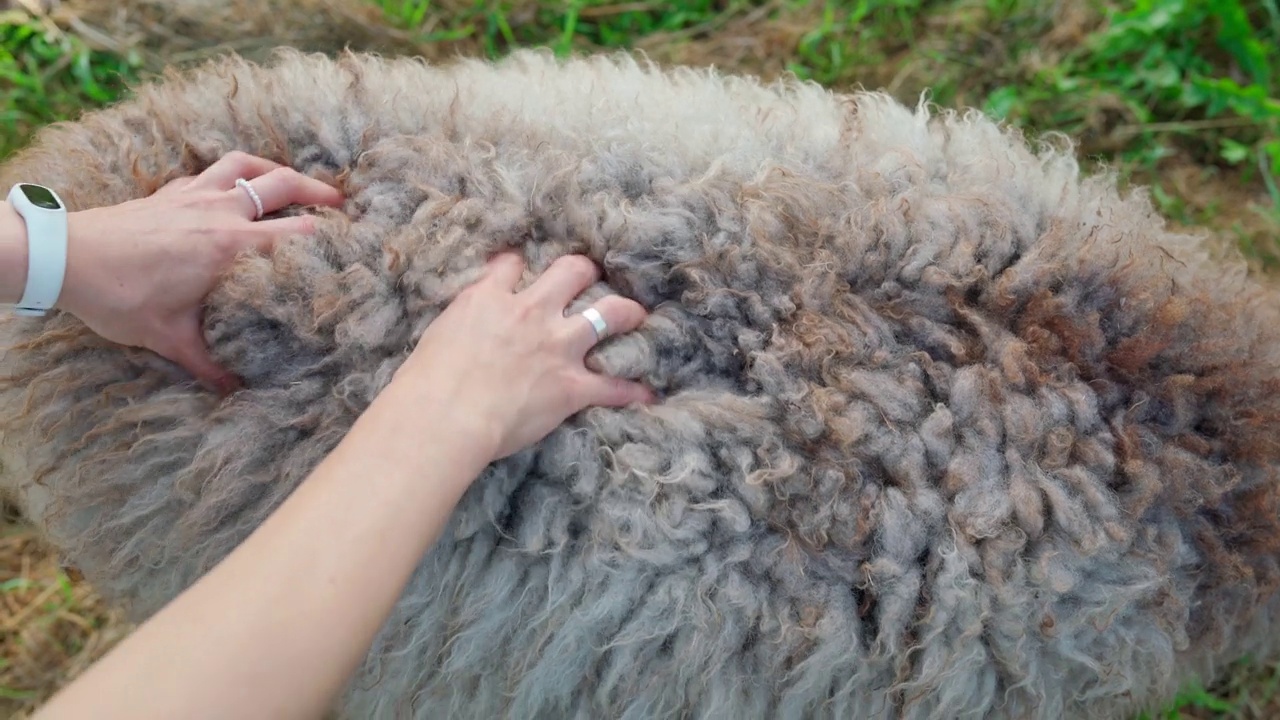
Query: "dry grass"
47 0 825 76
0 508 131 719
48 0 425 66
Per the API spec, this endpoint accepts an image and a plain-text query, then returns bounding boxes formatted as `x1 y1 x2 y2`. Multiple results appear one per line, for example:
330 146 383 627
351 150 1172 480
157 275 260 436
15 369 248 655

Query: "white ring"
581 307 608 341
235 177 264 219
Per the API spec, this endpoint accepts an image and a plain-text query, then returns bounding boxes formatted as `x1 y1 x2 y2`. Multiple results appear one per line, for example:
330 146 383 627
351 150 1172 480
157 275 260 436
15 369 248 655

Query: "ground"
1 0 1278 717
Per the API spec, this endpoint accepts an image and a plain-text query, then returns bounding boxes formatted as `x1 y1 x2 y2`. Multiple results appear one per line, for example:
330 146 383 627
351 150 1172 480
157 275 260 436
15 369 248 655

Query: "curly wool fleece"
4 48 1280 720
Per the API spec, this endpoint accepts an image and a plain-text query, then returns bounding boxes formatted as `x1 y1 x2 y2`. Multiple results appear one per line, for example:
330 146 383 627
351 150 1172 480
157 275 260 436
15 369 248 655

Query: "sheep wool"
3 49 1280 720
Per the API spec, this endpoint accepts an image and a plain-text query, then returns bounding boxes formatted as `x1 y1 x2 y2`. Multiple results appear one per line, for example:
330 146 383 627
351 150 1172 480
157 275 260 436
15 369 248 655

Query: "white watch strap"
7 184 69 317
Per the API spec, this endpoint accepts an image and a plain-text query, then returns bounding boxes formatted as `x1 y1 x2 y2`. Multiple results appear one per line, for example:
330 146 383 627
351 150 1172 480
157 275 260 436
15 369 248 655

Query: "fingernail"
208 374 242 397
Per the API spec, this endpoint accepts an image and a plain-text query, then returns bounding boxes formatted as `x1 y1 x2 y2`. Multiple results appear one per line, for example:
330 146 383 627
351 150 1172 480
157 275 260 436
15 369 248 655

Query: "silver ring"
581 307 608 341
235 177 264 219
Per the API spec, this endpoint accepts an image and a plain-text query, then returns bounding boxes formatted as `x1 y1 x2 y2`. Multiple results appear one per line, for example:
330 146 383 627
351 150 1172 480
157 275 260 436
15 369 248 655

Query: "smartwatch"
6 183 68 317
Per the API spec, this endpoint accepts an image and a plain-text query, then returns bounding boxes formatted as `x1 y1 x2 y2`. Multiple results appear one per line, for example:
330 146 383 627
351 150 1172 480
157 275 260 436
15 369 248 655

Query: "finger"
190 151 285 191
242 214 321 255
521 255 600 310
159 321 241 396
156 176 196 196
565 294 647 357
573 373 655 409
477 251 526 292
229 167 344 219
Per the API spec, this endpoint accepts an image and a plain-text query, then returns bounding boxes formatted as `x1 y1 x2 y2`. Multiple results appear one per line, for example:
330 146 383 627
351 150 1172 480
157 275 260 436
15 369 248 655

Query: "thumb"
160 319 241 395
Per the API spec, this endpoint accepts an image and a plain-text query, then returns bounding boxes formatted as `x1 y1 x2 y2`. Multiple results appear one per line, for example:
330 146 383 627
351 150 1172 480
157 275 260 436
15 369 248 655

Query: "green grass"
376 0 768 57
0 13 141 158
1135 658 1280 719
2 0 1280 717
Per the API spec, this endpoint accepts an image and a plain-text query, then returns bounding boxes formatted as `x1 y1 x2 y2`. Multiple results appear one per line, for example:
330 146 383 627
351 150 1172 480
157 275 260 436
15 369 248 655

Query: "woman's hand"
30 251 658 720
56 151 343 394
389 252 654 463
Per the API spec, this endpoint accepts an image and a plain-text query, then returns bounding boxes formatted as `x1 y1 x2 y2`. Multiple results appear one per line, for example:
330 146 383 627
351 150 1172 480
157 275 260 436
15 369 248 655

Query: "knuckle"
619 298 648 326
514 296 542 323
223 150 252 167
591 297 623 325
213 230 248 259
293 215 317 234
552 253 586 272
561 371 591 407
552 321 581 348
210 191 242 213
454 282 486 306
560 255 598 283
179 193 210 212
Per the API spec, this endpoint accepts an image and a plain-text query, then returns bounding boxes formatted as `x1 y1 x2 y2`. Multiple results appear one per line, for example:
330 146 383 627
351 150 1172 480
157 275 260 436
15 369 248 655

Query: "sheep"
3 47 1280 720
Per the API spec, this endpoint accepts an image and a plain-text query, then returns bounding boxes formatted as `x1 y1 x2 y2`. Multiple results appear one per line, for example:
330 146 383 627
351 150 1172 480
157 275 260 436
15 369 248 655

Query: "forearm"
35 382 496 720
0 202 30 304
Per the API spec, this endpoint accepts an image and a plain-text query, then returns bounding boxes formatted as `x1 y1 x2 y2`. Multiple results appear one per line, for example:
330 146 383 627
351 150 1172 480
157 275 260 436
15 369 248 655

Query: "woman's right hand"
25 256 653 720
387 252 654 463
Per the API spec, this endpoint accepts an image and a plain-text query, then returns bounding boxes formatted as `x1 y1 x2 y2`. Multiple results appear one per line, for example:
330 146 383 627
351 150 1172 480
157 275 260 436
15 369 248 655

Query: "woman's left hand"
54 151 344 394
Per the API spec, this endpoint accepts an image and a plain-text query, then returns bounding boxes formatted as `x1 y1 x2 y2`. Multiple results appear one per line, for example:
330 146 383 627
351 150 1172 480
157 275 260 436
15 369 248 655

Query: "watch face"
19 184 62 210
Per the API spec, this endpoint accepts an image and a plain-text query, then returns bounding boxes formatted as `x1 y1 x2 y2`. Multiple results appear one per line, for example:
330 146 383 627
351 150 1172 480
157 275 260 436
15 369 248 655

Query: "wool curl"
4 48 1280 720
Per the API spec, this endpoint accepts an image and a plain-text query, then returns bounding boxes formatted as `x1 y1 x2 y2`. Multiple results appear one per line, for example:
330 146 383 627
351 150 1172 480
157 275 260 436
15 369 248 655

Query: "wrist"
53 210 93 315
332 375 500 503
3 183 70 316
368 374 503 468
0 202 27 305
0 197 92 315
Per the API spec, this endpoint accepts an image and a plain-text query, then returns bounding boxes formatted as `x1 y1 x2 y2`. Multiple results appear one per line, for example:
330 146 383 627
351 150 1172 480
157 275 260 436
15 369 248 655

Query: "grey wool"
4 49 1280 720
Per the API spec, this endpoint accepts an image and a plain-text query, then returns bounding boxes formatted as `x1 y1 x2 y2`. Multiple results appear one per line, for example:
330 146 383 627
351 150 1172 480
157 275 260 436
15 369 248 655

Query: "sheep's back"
3 48 1280 720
